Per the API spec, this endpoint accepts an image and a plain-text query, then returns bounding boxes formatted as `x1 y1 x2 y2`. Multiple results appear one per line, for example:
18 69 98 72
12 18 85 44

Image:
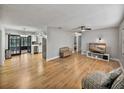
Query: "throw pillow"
101 67 123 88
111 73 124 89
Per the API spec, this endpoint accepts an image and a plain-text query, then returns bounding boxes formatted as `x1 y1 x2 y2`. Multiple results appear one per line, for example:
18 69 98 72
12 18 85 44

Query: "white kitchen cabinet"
32 35 37 41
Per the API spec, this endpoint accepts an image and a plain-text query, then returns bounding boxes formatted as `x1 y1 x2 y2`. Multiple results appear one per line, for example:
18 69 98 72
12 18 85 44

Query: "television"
89 43 106 54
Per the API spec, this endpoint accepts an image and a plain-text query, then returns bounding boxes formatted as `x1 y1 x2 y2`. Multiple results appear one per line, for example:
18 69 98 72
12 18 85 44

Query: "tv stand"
86 51 110 61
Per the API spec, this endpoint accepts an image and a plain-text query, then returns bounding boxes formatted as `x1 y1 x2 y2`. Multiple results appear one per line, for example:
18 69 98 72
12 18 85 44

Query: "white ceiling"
1 4 124 30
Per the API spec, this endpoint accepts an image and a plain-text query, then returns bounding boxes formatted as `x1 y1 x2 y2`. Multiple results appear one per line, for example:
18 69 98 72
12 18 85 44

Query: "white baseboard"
110 58 120 62
46 56 59 62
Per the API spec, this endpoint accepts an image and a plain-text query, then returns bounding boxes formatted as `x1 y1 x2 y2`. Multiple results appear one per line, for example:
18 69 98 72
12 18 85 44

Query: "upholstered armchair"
59 47 72 58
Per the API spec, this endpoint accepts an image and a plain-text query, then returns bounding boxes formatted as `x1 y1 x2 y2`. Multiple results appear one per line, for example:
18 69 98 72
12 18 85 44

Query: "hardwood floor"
0 53 120 89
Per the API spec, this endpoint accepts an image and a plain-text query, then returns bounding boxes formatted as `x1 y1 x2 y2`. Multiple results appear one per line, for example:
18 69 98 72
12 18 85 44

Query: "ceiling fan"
74 26 92 32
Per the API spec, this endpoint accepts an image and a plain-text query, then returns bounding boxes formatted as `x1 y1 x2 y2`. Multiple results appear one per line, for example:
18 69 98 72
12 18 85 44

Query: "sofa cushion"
111 73 124 89
102 67 123 88
83 71 109 89
108 67 122 80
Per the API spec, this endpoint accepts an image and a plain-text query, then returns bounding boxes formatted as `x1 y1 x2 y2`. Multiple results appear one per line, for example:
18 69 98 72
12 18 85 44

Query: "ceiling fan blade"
85 28 91 30
81 26 86 31
72 26 91 32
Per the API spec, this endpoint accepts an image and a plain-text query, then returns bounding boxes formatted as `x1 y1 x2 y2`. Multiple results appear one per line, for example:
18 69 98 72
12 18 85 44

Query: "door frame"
73 33 82 53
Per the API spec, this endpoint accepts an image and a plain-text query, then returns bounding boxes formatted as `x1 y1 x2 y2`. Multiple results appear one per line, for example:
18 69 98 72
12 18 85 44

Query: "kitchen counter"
31 44 42 54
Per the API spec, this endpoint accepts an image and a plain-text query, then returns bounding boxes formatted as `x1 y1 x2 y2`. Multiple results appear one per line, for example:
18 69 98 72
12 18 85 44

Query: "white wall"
119 20 124 68
0 27 5 65
47 28 73 60
81 27 119 59
0 29 2 65
0 6 4 65
5 33 8 49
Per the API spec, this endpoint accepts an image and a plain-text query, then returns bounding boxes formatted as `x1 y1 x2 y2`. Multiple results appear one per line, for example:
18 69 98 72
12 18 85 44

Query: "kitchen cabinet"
32 35 37 41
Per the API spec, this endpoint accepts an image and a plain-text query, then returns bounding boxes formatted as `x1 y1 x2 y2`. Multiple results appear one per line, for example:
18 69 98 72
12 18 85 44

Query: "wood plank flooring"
0 53 120 89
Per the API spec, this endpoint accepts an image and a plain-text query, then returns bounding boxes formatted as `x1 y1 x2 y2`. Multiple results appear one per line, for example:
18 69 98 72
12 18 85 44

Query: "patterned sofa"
82 68 124 89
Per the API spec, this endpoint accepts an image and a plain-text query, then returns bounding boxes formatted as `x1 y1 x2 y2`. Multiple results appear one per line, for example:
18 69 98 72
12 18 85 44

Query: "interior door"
42 38 47 59
74 36 77 52
78 36 82 53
